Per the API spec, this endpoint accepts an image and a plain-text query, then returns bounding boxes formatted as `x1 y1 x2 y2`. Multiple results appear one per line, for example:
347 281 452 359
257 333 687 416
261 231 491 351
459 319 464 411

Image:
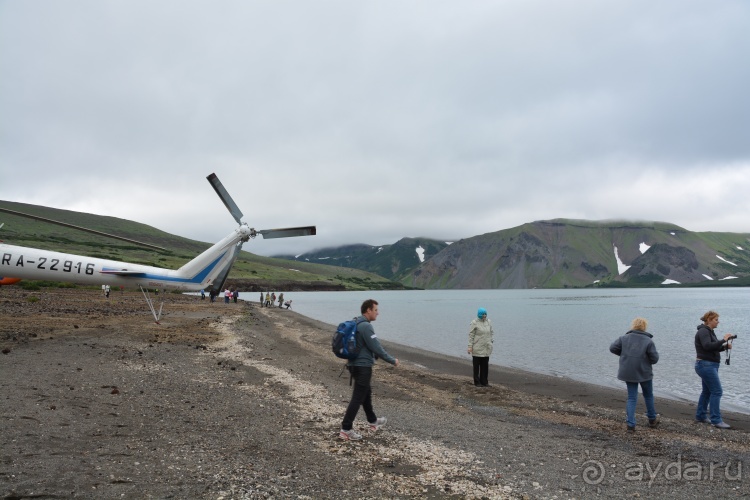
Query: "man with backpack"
339 299 399 441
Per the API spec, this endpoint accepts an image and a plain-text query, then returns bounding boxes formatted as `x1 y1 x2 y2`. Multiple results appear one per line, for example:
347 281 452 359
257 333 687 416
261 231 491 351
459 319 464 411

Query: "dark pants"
341 366 377 430
472 356 489 386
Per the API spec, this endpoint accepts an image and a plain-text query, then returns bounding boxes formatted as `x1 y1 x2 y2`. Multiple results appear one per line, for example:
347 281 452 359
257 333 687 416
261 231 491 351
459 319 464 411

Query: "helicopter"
0 173 316 322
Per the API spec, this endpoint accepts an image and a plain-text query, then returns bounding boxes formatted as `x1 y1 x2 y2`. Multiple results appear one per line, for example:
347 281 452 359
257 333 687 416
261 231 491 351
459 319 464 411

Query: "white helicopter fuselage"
2 173 315 323
0 225 252 291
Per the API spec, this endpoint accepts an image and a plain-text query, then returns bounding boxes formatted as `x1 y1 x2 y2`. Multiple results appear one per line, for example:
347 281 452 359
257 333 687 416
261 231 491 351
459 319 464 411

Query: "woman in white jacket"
468 307 494 386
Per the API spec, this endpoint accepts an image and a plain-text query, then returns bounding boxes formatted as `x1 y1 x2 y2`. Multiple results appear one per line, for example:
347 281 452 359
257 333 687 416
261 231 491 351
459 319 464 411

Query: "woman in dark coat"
610 317 659 432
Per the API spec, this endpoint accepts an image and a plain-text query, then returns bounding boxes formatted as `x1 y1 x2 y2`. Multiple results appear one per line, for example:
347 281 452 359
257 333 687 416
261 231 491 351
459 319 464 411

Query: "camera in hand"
725 335 738 365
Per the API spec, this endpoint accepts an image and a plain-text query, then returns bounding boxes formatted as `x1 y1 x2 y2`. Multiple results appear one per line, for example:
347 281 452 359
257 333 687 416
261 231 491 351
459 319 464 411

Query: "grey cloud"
2 0 750 258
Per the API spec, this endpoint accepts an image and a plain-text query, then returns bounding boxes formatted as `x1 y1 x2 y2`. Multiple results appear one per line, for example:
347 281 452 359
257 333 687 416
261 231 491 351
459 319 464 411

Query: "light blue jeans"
626 380 657 428
695 360 723 424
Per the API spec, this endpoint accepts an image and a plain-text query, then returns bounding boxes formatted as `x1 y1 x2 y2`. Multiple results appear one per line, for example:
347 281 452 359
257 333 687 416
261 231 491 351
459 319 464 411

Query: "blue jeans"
695 360 723 424
626 380 657 428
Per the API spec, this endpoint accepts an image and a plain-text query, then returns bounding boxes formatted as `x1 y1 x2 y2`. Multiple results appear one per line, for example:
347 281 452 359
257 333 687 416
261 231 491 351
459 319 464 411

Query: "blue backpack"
332 318 367 360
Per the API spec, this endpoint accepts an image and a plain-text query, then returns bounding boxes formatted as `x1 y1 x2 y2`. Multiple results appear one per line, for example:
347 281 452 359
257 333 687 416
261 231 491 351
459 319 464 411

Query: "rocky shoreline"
2 287 749 498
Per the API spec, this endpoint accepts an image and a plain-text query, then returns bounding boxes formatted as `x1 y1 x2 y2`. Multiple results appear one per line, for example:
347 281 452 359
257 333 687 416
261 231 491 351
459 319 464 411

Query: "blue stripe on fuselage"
102 252 226 284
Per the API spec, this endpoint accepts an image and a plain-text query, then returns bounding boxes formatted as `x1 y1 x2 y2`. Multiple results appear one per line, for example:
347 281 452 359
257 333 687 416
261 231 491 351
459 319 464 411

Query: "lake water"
280 288 750 413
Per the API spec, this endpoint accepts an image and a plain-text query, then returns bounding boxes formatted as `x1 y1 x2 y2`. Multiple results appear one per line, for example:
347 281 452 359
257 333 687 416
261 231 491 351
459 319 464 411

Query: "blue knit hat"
477 307 487 318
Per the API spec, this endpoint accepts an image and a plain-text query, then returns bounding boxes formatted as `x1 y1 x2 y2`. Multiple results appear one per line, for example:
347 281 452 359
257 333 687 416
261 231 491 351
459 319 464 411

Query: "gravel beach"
2 287 749 499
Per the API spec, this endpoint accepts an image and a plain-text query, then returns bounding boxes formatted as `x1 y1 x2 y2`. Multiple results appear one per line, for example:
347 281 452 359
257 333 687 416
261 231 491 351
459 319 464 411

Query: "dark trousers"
472 356 489 386
342 366 377 430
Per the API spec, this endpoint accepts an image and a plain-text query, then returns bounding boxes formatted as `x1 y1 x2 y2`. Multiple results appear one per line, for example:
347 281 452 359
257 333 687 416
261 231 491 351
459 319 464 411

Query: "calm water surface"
282 288 750 413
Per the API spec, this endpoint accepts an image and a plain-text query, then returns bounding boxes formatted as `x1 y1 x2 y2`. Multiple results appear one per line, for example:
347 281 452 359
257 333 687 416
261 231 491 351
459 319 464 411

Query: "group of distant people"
223 288 240 303
199 288 239 303
197 288 292 309
260 291 292 309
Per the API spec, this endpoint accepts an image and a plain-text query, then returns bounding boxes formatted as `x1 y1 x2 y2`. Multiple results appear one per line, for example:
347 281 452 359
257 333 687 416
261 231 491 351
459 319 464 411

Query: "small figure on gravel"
467 307 494 387
609 317 659 432
277 292 284 308
339 299 399 441
694 310 734 429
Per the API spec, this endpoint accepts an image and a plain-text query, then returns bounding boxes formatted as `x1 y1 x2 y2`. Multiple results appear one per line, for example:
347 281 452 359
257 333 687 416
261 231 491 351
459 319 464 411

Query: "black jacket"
695 324 726 363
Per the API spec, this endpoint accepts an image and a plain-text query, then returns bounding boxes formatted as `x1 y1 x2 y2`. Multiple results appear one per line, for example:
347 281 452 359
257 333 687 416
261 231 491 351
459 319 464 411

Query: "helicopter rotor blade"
0 207 167 252
258 226 317 239
206 173 244 225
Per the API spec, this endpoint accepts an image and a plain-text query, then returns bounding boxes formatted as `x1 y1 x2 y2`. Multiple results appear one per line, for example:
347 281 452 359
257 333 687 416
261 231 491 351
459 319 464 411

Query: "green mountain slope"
401 219 750 289
0 200 402 291
274 237 449 280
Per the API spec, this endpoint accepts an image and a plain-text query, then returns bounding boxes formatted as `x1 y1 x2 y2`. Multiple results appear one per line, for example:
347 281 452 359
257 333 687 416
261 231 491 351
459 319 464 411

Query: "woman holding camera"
694 310 734 429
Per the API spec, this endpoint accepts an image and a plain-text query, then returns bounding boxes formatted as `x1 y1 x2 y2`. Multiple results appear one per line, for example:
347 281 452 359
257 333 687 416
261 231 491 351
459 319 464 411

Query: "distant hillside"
273 237 450 280
401 219 750 289
0 200 405 291
7 202 748 290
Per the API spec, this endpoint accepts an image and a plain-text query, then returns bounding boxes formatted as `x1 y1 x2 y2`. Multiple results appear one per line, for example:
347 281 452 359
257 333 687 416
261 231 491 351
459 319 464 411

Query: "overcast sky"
2 1 750 257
